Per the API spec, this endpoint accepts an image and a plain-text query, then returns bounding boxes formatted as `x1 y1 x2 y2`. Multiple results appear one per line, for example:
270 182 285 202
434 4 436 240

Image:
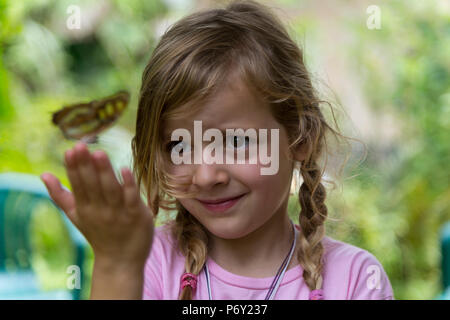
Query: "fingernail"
91 151 105 167
121 168 129 183
74 144 89 164
76 142 87 151
40 174 48 186
92 150 104 159
65 150 74 166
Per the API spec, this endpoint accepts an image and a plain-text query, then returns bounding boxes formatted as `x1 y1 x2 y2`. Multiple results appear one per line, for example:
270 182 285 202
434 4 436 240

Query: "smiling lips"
197 194 246 212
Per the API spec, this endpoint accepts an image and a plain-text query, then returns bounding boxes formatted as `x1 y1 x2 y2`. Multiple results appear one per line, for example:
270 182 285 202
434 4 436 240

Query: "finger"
73 142 106 204
121 168 142 215
65 148 90 205
40 172 79 226
91 150 124 207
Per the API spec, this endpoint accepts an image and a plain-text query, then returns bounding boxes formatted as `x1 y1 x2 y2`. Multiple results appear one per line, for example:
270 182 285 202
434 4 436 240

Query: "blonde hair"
132 0 357 299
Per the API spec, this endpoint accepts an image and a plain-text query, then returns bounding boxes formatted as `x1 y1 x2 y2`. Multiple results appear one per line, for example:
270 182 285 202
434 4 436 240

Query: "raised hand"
40 142 154 270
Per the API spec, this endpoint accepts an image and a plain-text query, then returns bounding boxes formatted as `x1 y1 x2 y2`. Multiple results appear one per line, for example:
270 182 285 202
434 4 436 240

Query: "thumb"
40 172 78 226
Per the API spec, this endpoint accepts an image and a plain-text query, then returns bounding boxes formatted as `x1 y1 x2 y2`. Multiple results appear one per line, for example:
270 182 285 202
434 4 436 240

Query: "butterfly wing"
52 91 130 142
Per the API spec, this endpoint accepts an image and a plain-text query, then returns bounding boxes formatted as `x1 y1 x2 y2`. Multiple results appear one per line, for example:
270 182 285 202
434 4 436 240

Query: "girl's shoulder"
151 221 180 255
320 235 394 299
322 235 373 259
150 220 191 261
294 224 381 264
153 221 175 243
143 221 183 299
321 234 382 270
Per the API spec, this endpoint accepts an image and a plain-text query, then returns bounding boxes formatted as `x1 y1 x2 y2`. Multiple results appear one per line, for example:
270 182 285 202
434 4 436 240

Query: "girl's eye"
166 140 191 154
227 135 250 150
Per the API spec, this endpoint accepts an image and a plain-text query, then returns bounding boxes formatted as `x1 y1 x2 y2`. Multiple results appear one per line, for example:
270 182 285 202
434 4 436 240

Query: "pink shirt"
143 223 394 300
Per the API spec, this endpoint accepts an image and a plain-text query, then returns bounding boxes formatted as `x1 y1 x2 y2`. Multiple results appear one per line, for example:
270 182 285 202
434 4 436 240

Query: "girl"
41 0 394 300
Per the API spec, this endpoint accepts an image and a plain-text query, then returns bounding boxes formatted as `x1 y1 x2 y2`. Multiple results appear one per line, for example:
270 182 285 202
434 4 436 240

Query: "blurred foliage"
0 0 449 299
29 200 74 291
336 0 450 299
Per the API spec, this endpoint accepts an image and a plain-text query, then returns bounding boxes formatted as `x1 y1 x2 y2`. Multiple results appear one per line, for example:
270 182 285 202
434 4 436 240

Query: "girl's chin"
203 221 257 240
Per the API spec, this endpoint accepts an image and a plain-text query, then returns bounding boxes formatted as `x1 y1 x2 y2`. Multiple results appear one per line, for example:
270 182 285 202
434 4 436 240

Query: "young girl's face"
163 72 300 240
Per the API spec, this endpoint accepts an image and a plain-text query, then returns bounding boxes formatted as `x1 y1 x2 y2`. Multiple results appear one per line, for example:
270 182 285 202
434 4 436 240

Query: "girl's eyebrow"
163 126 260 140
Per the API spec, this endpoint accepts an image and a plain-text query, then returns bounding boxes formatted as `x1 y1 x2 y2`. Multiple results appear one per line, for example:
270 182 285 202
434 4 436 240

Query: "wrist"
93 255 146 274
91 258 145 300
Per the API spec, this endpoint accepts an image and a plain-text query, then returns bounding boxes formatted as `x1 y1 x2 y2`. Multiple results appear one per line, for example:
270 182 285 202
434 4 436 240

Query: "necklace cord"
204 220 298 300
265 221 297 299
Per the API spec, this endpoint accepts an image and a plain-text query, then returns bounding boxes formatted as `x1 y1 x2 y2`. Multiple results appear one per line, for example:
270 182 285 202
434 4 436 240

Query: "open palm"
40 142 154 266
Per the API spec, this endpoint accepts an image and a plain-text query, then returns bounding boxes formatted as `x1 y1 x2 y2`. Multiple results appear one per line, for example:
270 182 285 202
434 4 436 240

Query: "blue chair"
437 222 450 299
0 172 88 299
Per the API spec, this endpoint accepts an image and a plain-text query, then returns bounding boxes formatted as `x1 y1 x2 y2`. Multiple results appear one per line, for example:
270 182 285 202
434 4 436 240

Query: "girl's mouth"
197 194 246 213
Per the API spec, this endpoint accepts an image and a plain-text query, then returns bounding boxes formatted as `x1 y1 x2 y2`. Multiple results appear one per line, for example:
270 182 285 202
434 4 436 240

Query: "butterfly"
52 91 130 144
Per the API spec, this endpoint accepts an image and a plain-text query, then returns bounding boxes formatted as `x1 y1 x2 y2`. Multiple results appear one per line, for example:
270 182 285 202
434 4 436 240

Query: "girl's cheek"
165 162 191 176
233 153 292 189
230 162 274 185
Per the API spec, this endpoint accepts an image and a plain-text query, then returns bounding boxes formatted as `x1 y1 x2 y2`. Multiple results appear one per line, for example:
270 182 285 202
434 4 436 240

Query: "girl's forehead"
163 77 273 133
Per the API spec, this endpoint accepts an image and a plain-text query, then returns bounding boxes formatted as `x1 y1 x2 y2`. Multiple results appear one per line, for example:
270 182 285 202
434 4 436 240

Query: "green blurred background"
0 0 449 299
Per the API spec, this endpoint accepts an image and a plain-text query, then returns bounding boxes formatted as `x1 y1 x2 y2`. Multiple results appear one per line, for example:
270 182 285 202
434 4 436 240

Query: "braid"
297 160 327 292
171 204 209 300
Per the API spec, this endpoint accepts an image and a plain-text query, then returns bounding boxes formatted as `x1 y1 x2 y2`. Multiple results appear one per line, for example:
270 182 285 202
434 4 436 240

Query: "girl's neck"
206 210 298 278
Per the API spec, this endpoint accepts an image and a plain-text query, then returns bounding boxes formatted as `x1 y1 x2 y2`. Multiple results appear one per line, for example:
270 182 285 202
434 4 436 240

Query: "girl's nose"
191 162 230 190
